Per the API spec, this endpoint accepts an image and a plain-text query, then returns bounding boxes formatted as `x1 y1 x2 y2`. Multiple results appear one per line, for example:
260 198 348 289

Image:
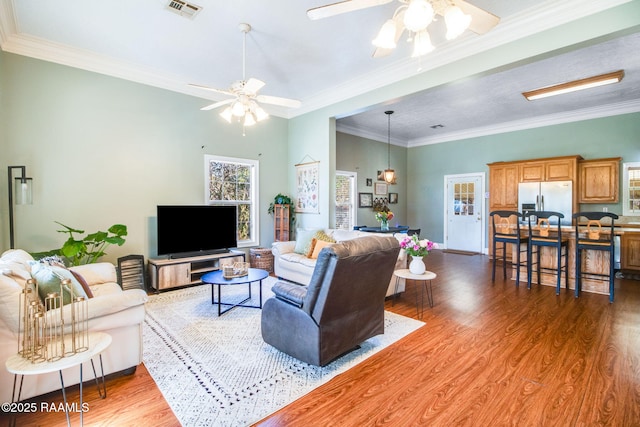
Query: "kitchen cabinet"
520 156 579 182
578 158 620 203
622 232 640 271
489 163 519 210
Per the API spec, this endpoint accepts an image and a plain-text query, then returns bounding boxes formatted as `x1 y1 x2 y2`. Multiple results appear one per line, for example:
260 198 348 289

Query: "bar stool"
573 212 619 302
490 211 528 286
526 211 569 295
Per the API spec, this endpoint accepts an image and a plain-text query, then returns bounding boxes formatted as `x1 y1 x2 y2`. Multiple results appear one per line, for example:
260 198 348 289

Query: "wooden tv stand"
148 250 245 291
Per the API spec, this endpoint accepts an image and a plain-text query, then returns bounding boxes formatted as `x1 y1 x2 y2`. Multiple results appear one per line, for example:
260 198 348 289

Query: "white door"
445 174 484 253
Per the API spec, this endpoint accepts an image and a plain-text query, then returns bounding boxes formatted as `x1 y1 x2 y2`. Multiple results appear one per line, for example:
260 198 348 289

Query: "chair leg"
575 248 581 298
555 245 561 295
609 247 615 303
502 242 507 280
491 239 496 283
515 243 520 287
536 246 541 286
527 243 532 289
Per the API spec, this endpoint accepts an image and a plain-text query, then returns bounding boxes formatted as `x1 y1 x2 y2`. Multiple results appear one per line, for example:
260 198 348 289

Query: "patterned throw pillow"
314 230 336 243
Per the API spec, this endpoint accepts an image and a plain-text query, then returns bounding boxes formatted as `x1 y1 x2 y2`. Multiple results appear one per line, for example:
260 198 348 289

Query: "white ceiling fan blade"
188 83 234 96
255 95 301 109
307 0 393 20
244 78 266 94
453 0 500 34
372 9 405 58
200 98 234 111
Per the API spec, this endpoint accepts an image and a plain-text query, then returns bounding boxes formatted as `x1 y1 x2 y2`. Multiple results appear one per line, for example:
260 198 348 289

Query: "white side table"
5 331 112 426
393 269 437 318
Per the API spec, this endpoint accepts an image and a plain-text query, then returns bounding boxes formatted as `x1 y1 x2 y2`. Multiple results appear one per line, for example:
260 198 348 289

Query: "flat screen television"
157 205 237 258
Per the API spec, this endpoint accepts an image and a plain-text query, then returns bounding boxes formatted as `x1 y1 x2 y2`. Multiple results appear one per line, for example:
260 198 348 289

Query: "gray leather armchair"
261 236 400 366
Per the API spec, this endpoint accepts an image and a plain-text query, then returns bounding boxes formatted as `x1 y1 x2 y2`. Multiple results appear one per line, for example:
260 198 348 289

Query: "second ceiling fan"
308 0 500 58
190 23 301 128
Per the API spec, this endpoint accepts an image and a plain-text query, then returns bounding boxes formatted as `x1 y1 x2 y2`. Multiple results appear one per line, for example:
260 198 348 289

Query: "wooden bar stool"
573 212 619 302
526 211 569 295
490 211 528 286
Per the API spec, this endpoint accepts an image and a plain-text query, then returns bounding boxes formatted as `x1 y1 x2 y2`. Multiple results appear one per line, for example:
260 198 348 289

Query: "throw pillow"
311 240 334 259
70 270 94 298
30 263 88 307
306 238 318 258
314 230 336 243
294 229 320 255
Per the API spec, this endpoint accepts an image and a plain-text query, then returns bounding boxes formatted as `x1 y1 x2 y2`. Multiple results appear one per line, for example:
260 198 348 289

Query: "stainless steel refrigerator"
518 180 573 225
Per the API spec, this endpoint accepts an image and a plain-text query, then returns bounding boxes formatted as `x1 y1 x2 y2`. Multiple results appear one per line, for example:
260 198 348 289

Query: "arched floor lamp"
8 166 33 249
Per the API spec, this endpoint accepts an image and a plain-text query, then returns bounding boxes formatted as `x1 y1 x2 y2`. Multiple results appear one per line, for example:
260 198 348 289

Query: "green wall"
407 113 640 244
336 132 407 227
0 51 289 259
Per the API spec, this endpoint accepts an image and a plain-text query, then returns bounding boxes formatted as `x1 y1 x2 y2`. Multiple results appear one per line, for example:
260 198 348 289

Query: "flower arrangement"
375 211 394 222
400 234 437 257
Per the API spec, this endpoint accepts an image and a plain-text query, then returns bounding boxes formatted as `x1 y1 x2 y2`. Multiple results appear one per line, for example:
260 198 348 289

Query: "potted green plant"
46 222 128 266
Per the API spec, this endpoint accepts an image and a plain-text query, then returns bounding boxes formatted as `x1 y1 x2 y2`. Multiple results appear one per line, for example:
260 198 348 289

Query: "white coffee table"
5 331 112 426
393 269 437 318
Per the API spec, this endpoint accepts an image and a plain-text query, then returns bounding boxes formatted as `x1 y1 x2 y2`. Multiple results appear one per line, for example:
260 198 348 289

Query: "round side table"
393 269 437 318
5 331 112 427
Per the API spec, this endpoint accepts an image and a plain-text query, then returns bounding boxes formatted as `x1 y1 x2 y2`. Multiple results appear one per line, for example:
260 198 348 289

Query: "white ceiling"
1 0 638 146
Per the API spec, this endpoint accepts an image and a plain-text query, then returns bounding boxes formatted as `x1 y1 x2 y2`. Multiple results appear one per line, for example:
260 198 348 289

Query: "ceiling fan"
307 0 500 58
190 23 301 127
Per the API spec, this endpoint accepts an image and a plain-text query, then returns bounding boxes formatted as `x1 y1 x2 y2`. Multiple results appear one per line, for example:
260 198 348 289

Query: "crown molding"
335 122 405 146
293 0 633 116
0 0 632 121
407 99 640 147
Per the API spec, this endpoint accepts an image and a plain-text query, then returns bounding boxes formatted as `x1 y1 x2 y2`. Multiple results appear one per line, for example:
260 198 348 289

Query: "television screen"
157 205 237 257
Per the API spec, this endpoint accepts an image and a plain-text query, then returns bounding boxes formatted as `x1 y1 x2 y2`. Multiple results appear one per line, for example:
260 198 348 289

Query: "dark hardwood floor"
3 251 639 426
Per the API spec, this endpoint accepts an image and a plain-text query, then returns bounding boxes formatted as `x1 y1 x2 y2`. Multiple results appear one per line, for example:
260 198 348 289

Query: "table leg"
259 279 263 308
58 370 71 427
426 280 434 308
392 276 400 306
79 363 83 426
90 354 107 399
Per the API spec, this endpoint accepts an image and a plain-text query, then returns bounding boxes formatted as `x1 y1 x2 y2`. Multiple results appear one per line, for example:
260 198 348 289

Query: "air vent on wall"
166 0 202 19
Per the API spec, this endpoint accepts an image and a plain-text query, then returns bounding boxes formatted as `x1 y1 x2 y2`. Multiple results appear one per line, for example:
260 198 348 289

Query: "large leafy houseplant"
54 221 128 266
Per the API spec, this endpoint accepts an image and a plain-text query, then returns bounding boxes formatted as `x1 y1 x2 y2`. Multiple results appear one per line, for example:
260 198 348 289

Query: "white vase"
409 255 426 275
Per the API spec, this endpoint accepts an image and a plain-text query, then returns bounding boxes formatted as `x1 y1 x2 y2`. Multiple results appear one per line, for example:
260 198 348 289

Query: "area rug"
143 277 424 426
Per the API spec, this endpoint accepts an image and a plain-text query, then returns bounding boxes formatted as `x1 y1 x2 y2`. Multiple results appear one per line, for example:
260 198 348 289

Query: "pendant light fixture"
384 110 396 184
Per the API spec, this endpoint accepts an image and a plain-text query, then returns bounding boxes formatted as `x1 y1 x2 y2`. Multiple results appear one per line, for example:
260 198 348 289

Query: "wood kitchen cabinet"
488 163 519 210
578 158 620 203
622 232 640 271
520 156 580 182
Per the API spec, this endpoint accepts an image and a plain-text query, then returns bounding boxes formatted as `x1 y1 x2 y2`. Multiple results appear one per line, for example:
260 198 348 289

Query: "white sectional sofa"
272 229 407 296
0 249 148 403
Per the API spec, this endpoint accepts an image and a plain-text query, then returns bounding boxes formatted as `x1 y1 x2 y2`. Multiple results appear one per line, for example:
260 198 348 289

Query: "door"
445 174 484 253
335 171 357 230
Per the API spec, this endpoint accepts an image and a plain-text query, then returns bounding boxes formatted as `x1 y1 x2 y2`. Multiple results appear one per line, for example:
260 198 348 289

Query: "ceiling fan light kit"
522 70 625 101
311 0 499 60
190 23 300 132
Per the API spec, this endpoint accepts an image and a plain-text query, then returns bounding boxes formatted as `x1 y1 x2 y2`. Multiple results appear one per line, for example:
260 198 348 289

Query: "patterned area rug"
143 277 424 426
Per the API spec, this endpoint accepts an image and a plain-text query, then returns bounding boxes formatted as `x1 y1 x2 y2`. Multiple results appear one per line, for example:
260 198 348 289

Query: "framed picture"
359 192 373 208
295 161 320 214
366 178 372 187
374 182 388 195
389 193 398 204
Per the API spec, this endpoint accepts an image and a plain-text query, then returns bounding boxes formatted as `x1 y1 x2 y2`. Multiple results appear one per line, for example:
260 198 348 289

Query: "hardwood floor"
3 251 639 426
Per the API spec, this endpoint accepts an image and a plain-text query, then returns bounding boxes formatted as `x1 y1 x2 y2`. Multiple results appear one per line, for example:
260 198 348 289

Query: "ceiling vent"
166 0 202 19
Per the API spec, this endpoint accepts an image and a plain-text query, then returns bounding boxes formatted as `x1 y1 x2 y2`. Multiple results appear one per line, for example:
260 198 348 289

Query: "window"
335 171 356 230
623 162 640 216
204 155 259 248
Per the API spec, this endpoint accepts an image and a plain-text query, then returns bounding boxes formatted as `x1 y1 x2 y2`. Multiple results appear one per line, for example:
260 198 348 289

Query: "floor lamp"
8 166 33 249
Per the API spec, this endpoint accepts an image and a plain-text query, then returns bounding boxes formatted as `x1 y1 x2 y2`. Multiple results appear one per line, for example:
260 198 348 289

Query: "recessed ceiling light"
522 70 624 101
